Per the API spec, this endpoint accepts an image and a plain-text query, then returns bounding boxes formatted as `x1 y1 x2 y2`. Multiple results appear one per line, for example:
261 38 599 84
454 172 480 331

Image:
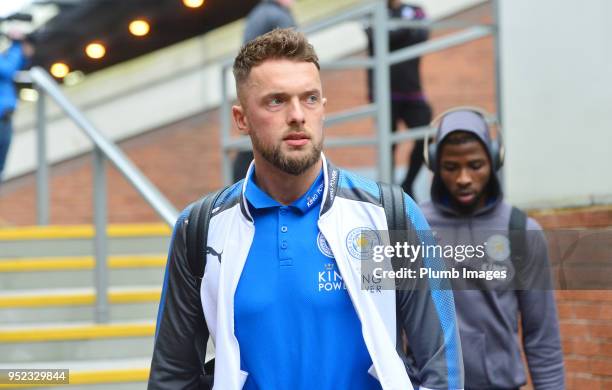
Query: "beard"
452 193 482 215
449 185 490 215
251 129 322 176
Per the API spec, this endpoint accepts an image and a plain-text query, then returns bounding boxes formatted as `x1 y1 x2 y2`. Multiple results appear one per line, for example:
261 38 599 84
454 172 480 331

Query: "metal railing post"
93 147 109 323
220 63 233 186
493 0 503 127
372 0 392 183
492 0 504 191
29 68 178 226
35 87 49 225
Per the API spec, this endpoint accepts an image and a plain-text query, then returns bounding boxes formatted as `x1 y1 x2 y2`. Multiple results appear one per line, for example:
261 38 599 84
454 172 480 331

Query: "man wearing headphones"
420 108 565 389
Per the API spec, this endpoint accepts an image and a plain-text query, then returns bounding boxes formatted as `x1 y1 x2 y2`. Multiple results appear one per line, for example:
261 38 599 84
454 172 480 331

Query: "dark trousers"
391 99 432 198
0 118 13 182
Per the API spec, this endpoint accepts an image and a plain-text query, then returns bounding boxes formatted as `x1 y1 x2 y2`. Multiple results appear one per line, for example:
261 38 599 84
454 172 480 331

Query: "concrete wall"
500 0 612 208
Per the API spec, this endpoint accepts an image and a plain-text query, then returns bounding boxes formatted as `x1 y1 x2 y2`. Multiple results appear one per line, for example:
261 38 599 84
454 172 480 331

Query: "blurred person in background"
366 0 431 199
421 108 565 389
233 0 297 182
0 30 33 185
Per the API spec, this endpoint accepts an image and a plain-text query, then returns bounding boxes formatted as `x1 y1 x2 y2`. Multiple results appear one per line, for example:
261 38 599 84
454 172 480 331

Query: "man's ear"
321 97 327 121
232 105 249 135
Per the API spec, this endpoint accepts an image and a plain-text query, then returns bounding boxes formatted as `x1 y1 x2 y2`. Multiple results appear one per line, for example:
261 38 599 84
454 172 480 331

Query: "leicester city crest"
485 234 511 262
346 227 381 260
317 232 334 258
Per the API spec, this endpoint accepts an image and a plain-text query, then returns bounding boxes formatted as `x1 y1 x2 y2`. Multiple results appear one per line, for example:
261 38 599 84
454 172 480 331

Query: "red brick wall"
0 2 610 387
555 291 612 388
533 208 612 389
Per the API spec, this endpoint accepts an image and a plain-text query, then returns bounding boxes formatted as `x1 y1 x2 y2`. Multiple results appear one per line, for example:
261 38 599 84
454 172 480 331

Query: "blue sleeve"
0 43 25 80
399 194 464 390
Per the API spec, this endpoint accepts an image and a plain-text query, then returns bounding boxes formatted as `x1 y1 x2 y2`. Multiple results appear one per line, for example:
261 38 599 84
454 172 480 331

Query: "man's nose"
456 169 472 187
286 98 305 125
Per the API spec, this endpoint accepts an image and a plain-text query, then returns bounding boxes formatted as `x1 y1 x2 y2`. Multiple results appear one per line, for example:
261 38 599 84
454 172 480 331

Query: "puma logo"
206 246 223 263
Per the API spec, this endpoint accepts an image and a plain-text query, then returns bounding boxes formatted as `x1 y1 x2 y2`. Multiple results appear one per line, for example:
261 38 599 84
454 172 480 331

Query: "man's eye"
269 98 282 106
306 95 319 104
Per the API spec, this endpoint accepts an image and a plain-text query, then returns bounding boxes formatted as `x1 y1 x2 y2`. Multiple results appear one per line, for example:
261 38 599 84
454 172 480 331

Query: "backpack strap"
185 186 229 388
379 182 415 355
186 187 229 288
509 206 528 289
378 182 411 281
379 182 408 232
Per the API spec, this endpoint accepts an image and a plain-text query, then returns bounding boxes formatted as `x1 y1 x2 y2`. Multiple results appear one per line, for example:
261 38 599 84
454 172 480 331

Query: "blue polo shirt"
234 168 382 390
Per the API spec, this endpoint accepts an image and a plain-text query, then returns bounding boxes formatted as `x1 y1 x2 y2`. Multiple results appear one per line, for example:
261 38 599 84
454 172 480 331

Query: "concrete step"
0 344 214 389
0 255 166 290
0 358 150 389
0 224 171 259
0 321 155 364
0 287 161 324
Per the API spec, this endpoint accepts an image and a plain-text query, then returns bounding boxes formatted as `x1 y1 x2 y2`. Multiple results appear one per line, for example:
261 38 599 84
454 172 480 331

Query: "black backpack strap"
379 182 416 356
509 206 528 290
187 187 229 288
378 182 410 282
185 186 229 387
379 182 408 232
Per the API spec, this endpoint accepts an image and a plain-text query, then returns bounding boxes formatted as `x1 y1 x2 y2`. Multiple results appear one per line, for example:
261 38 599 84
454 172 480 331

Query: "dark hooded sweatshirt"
420 111 565 389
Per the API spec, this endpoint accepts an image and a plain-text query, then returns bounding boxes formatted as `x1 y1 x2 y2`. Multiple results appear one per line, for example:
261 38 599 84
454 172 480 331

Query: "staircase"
0 224 171 389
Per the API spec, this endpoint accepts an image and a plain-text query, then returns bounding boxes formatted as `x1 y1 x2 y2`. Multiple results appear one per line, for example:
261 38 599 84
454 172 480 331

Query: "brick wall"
0 2 610 387
533 208 612 389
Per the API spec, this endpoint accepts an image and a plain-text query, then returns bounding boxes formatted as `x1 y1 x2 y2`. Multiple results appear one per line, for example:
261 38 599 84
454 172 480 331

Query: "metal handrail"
30 68 178 226
388 25 493 66
30 66 179 322
218 0 499 185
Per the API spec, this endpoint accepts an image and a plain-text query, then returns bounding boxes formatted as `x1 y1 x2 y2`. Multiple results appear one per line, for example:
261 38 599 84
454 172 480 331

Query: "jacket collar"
239 153 340 222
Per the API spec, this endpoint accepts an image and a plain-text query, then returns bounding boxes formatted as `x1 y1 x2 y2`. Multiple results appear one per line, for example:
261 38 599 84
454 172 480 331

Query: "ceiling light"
183 0 204 8
85 42 106 59
50 62 69 78
129 19 150 37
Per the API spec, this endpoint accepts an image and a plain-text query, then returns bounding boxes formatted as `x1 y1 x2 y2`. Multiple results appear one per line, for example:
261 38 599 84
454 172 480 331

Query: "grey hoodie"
420 110 565 389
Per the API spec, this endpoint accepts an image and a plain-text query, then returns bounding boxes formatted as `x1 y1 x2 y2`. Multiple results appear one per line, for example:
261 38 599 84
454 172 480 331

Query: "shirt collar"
244 168 325 214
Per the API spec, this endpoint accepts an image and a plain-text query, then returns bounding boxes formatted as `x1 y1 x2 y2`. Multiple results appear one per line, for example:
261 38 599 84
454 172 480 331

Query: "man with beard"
233 0 297 182
149 29 463 390
420 108 565 389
